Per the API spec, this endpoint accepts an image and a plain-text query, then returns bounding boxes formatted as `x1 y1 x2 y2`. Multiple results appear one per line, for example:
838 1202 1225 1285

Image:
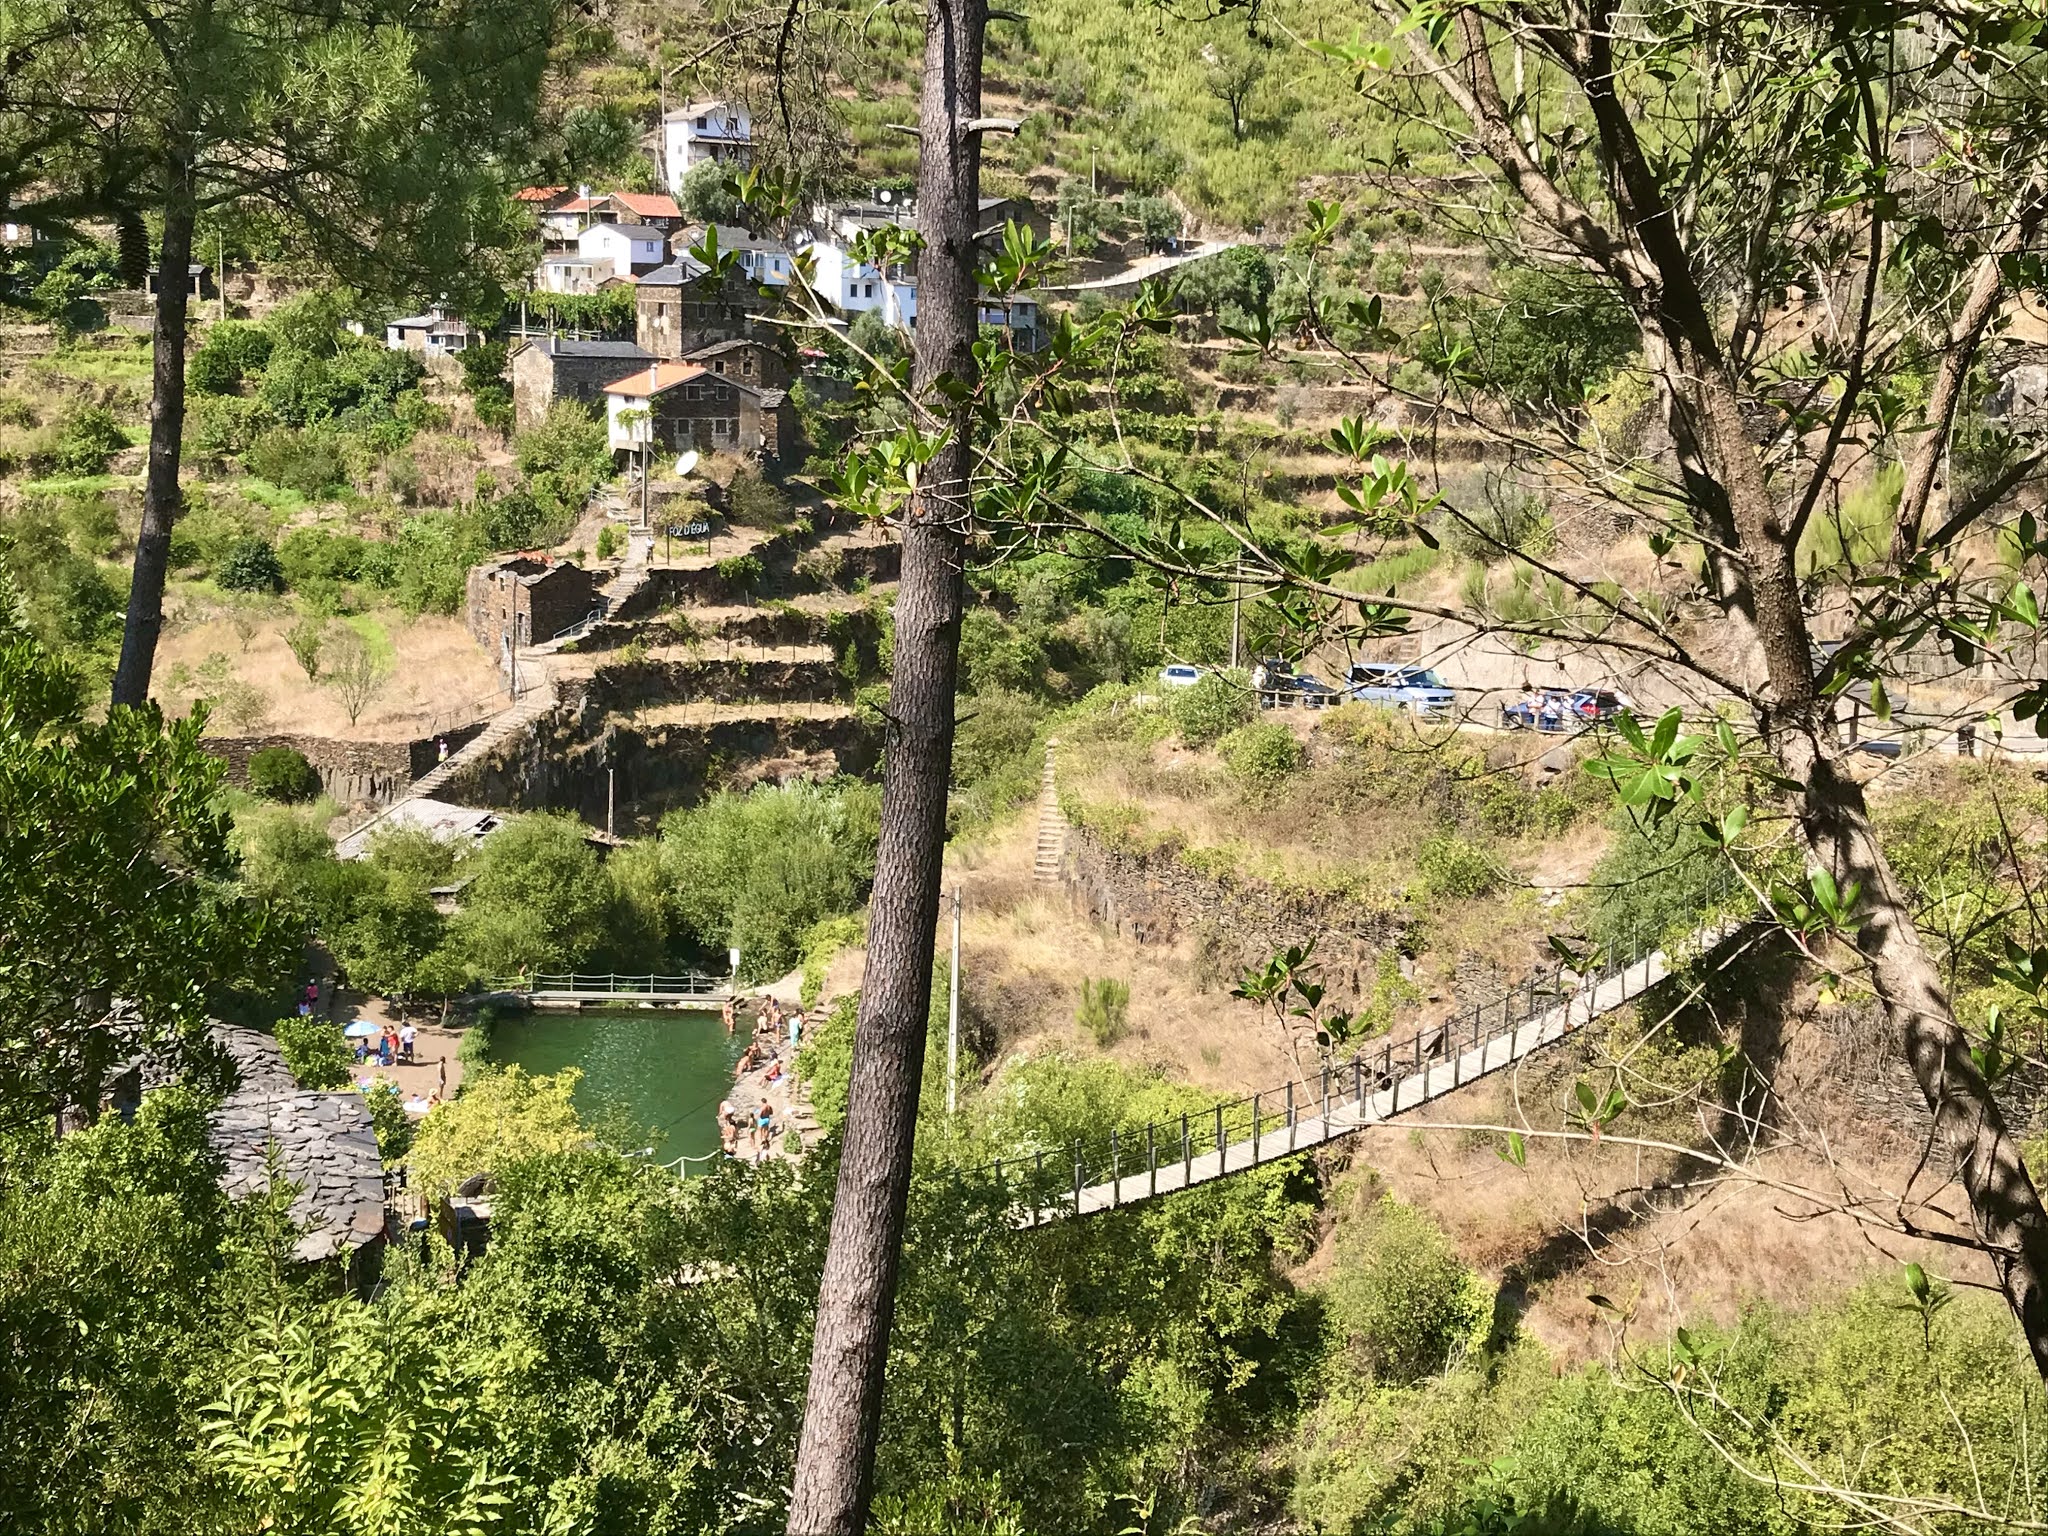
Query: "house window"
712 418 737 445
685 383 703 400
695 115 707 129
864 282 874 298
742 354 754 375
715 384 730 400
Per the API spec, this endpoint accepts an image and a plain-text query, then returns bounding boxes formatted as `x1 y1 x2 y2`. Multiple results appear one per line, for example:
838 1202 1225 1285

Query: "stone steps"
1032 741 1065 885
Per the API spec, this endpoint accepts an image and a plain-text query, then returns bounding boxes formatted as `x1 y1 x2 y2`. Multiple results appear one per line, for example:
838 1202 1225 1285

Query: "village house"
663 100 752 189
385 304 473 355
578 222 668 281
465 554 602 663
601 360 796 467
677 223 796 286
686 336 791 391
634 259 769 356
509 335 658 430
805 235 919 327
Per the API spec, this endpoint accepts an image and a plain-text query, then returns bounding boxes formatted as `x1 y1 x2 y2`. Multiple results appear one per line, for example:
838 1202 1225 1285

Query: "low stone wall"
203 722 486 806
587 654 844 712
1058 823 1410 1011
436 692 878 831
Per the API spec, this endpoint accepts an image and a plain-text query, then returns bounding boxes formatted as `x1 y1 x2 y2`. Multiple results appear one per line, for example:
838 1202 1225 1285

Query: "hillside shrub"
1218 721 1302 793
1324 1186 1489 1382
1169 668 1252 747
513 402 612 526
275 1014 353 1089
214 536 283 593
189 321 274 395
1416 831 1500 901
247 746 319 802
48 404 125 476
1076 977 1131 1045
716 552 764 591
407 1064 586 1198
277 527 369 589
244 427 347 495
727 463 793 529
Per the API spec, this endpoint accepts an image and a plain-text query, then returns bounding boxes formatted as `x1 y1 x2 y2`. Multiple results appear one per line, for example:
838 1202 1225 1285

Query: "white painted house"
579 223 668 281
663 100 752 190
803 237 917 327
688 224 795 287
385 305 473 355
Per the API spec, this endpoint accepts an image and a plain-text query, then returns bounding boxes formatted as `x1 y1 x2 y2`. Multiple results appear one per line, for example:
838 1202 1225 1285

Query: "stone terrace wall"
203 722 486 806
1059 823 1410 1012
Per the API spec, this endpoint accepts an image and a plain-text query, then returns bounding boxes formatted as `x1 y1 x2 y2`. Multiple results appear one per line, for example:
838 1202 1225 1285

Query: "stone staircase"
407 677 557 801
1033 740 1066 885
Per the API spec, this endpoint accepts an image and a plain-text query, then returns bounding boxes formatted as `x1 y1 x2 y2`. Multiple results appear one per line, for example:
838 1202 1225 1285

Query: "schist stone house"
602 361 795 466
510 336 657 430
465 554 601 661
634 260 770 356
687 336 790 391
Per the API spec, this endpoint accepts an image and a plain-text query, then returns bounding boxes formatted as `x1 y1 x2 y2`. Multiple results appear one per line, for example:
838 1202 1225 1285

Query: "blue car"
1346 662 1458 719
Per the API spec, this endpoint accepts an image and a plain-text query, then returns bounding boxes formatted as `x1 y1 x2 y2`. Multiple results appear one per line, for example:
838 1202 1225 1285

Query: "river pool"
491 1007 744 1160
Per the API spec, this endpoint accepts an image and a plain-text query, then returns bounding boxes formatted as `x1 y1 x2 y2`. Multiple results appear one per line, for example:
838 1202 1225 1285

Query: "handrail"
546 603 610 645
492 971 729 996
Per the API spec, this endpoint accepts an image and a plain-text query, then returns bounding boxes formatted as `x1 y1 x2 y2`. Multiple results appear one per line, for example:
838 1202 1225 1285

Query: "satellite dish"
674 450 699 477
878 189 892 204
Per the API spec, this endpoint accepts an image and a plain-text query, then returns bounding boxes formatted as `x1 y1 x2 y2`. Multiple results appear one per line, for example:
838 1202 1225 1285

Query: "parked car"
1251 659 1338 709
1158 664 1205 689
1346 662 1458 719
1499 687 1636 732
1499 687 1577 732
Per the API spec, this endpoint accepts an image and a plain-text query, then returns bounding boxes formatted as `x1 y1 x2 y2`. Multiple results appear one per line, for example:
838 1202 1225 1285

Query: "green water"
492 1007 744 1160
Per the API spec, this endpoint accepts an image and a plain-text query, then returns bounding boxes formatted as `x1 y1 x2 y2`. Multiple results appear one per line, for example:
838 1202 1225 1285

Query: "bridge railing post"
1110 1128 1120 1207
1286 1081 1295 1152
1147 1124 1156 1197
1181 1114 1190 1185
1215 1103 1224 1169
1251 1092 1260 1164
1353 1057 1363 1112
1073 1151 1082 1218
1035 1149 1045 1228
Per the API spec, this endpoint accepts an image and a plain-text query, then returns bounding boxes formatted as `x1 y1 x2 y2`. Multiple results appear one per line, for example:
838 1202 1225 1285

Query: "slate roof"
211 1085 385 1263
514 337 656 363
585 221 665 242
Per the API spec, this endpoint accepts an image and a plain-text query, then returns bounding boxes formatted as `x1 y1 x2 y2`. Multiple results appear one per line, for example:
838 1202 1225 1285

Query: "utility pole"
947 887 961 1116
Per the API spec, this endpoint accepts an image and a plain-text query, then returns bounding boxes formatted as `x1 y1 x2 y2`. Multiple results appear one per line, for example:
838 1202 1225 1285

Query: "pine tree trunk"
785 0 986 1528
111 175 196 709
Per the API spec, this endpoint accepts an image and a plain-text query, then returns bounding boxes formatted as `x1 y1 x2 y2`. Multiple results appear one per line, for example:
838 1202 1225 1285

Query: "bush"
215 536 284 592
716 552 764 592
727 463 793 529
188 321 274 396
247 745 320 802
1076 977 1131 1046
275 1014 354 1090
1324 1186 1489 1382
1169 669 1252 747
1416 831 1501 901
1218 721 1303 793
277 527 369 589
364 1081 414 1164
513 401 613 526
659 781 878 982
244 427 347 495
678 157 744 226
48 405 125 476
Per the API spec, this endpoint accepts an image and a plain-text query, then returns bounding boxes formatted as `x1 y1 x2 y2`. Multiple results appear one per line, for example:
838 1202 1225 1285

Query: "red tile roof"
611 191 683 220
514 185 570 204
603 362 708 398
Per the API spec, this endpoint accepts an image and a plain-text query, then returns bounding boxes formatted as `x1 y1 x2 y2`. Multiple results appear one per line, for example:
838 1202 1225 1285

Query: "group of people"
716 994 807 1162
354 1022 417 1067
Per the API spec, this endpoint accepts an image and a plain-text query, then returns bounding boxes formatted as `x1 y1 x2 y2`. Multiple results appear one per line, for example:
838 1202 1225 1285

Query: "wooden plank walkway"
1014 919 1744 1224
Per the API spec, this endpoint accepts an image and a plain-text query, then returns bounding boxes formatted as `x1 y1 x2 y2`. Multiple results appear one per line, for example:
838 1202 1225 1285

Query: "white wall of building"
579 225 666 279
663 101 753 192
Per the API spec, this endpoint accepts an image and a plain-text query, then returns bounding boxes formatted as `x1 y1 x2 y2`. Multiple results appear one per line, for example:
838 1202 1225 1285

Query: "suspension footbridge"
992 912 1753 1226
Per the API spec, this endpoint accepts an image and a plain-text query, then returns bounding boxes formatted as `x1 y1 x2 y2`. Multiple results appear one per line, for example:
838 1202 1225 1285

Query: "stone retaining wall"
203 722 486 806
1058 822 1410 1011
